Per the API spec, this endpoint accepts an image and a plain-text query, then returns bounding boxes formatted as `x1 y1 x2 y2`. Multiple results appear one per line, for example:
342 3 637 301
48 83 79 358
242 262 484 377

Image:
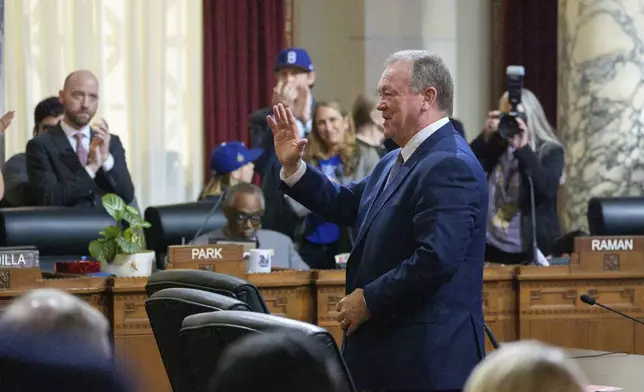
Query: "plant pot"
100 251 155 277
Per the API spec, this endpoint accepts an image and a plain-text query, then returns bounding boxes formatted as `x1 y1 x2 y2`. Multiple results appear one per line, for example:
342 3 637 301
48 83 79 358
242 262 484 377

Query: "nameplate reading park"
571 236 644 273
0 247 39 269
167 244 246 278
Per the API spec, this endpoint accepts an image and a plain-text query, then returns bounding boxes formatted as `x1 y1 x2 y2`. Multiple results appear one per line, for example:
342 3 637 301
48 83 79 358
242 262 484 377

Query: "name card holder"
571 236 644 273
0 247 41 289
167 244 247 279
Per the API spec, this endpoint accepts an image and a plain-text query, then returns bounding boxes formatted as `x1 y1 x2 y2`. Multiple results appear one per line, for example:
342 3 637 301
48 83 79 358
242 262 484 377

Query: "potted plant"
89 193 155 277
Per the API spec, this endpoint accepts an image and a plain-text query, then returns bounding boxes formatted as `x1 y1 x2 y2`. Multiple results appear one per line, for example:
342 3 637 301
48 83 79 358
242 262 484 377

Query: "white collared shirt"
281 116 450 185
398 116 449 162
60 120 114 178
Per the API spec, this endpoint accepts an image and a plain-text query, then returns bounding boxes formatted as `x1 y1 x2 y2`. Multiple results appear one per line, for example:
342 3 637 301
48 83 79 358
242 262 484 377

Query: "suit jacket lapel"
51 125 83 172
352 123 457 248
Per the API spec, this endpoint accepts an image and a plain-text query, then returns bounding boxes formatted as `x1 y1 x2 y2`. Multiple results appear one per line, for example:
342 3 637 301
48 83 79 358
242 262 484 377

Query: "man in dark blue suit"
267 50 488 391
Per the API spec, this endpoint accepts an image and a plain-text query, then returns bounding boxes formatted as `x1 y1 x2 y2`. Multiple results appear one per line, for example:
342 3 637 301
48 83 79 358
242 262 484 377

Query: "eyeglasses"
233 212 263 225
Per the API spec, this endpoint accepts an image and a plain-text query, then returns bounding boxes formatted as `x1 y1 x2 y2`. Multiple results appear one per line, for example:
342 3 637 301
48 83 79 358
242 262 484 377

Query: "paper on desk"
586 385 622 391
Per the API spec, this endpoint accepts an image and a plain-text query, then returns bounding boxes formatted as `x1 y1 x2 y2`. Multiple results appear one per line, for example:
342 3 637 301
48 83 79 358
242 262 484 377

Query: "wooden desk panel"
518 266 644 354
315 270 346 345
483 265 518 350
110 277 171 392
249 270 315 322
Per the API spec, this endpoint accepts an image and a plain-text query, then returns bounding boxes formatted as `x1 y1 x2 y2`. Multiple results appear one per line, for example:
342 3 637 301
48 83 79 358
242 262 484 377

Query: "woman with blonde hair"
464 340 587 392
471 88 565 264
291 100 378 268
199 141 262 202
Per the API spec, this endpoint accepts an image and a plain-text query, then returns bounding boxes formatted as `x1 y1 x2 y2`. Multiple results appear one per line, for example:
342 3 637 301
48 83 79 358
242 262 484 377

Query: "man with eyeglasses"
191 182 309 270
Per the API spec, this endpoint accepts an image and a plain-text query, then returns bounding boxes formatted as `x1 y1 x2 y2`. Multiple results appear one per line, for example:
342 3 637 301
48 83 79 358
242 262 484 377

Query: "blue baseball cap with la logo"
275 48 314 72
210 141 263 176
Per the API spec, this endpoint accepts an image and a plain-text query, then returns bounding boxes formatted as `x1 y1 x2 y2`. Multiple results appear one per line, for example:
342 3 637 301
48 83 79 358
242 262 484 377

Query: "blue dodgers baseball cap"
275 48 314 72
210 141 263 176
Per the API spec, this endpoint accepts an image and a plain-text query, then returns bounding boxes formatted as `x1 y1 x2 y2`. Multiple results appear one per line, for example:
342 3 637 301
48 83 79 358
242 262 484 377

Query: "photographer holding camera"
471 67 564 264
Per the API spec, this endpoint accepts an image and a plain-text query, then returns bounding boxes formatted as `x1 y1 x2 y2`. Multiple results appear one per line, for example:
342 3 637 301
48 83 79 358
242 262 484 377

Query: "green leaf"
99 225 121 238
88 238 117 262
116 236 141 255
102 193 125 220
141 221 151 229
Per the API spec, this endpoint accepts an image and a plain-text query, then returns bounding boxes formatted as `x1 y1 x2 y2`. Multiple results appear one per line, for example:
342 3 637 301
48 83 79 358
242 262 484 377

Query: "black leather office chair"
145 269 269 313
144 200 227 270
181 311 356 392
0 207 115 262
587 197 644 235
145 288 251 392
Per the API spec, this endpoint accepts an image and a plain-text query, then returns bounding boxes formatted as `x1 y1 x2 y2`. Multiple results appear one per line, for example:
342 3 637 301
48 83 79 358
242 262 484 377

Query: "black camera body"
498 65 527 140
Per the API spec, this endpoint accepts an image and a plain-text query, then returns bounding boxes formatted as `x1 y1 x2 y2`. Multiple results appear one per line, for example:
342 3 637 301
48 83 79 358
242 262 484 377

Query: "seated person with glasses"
191 182 309 270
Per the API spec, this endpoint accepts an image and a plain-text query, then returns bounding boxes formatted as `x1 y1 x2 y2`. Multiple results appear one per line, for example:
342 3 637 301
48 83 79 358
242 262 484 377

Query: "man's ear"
307 71 316 87
422 87 438 111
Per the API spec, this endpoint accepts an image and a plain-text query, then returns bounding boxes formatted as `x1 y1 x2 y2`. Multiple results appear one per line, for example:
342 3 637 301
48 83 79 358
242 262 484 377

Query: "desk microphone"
580 294 644 326
190 190 227 244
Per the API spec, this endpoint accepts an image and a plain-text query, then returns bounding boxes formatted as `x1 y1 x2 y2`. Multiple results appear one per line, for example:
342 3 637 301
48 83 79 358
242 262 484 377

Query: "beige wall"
293 0 491 140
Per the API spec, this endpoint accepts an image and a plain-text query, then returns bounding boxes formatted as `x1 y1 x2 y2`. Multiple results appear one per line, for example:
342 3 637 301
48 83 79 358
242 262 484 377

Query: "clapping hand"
92 118 111 160
267 104 308 177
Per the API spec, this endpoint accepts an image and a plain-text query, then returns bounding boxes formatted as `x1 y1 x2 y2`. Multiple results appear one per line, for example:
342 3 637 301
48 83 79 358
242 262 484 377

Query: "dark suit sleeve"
2 154 29 206
513 143 564 200
282 163 366 228
26 138 96 206
362 157 483 320
102 136 135 203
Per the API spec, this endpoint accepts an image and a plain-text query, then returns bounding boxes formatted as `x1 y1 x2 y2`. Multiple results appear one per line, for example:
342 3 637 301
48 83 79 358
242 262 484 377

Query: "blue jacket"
282 123 488 391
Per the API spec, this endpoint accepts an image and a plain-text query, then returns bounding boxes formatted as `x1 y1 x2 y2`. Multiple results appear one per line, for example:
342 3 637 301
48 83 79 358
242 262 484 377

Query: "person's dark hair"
33 96 64 135
222 182 264 209
34 97 63 126
209 332 339 392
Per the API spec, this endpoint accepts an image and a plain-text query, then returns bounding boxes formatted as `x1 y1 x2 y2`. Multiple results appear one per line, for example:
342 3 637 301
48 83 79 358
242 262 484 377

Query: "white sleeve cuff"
279 160 306 187
102 154 115 172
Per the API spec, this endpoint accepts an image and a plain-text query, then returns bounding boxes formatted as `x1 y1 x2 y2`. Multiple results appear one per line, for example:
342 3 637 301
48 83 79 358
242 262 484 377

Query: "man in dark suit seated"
26 70 135 208
268 50 489 391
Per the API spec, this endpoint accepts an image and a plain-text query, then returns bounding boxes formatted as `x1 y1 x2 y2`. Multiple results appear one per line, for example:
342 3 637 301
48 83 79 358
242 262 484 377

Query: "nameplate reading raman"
0 249 39 268
590 238 634 252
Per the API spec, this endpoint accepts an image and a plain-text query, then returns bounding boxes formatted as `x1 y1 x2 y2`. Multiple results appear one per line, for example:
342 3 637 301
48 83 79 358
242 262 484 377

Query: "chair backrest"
143 201 227 269
587 197 644 235
145 288 251 392
0 207 115 257
145 269 270 313
180 311 356 392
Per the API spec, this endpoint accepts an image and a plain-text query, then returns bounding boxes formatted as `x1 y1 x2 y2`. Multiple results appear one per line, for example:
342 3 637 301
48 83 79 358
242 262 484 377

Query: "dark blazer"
470 132 564 256
2 153 36 207
248 106 278 179
282 123 488 391
26 125 135 208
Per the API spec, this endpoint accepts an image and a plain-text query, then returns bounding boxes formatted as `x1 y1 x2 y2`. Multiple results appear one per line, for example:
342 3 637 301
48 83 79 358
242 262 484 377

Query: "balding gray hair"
0 289 111 357
385 50 454 115
223 182 265 209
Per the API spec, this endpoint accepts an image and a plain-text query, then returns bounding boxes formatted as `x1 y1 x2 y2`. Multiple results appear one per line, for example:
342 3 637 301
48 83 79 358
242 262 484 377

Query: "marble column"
558 0 644 232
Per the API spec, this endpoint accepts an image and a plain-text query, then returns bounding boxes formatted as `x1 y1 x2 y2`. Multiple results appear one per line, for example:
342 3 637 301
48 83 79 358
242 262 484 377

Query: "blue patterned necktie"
384 153 404 189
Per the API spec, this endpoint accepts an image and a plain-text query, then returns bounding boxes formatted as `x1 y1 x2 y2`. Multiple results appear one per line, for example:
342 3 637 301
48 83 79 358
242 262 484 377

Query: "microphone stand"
581 294 644 326
190 190 227 244
526 173 538 265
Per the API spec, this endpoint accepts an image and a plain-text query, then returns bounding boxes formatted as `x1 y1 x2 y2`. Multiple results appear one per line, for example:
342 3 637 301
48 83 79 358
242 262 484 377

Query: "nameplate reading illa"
168 244 244 265
0 246 39 269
